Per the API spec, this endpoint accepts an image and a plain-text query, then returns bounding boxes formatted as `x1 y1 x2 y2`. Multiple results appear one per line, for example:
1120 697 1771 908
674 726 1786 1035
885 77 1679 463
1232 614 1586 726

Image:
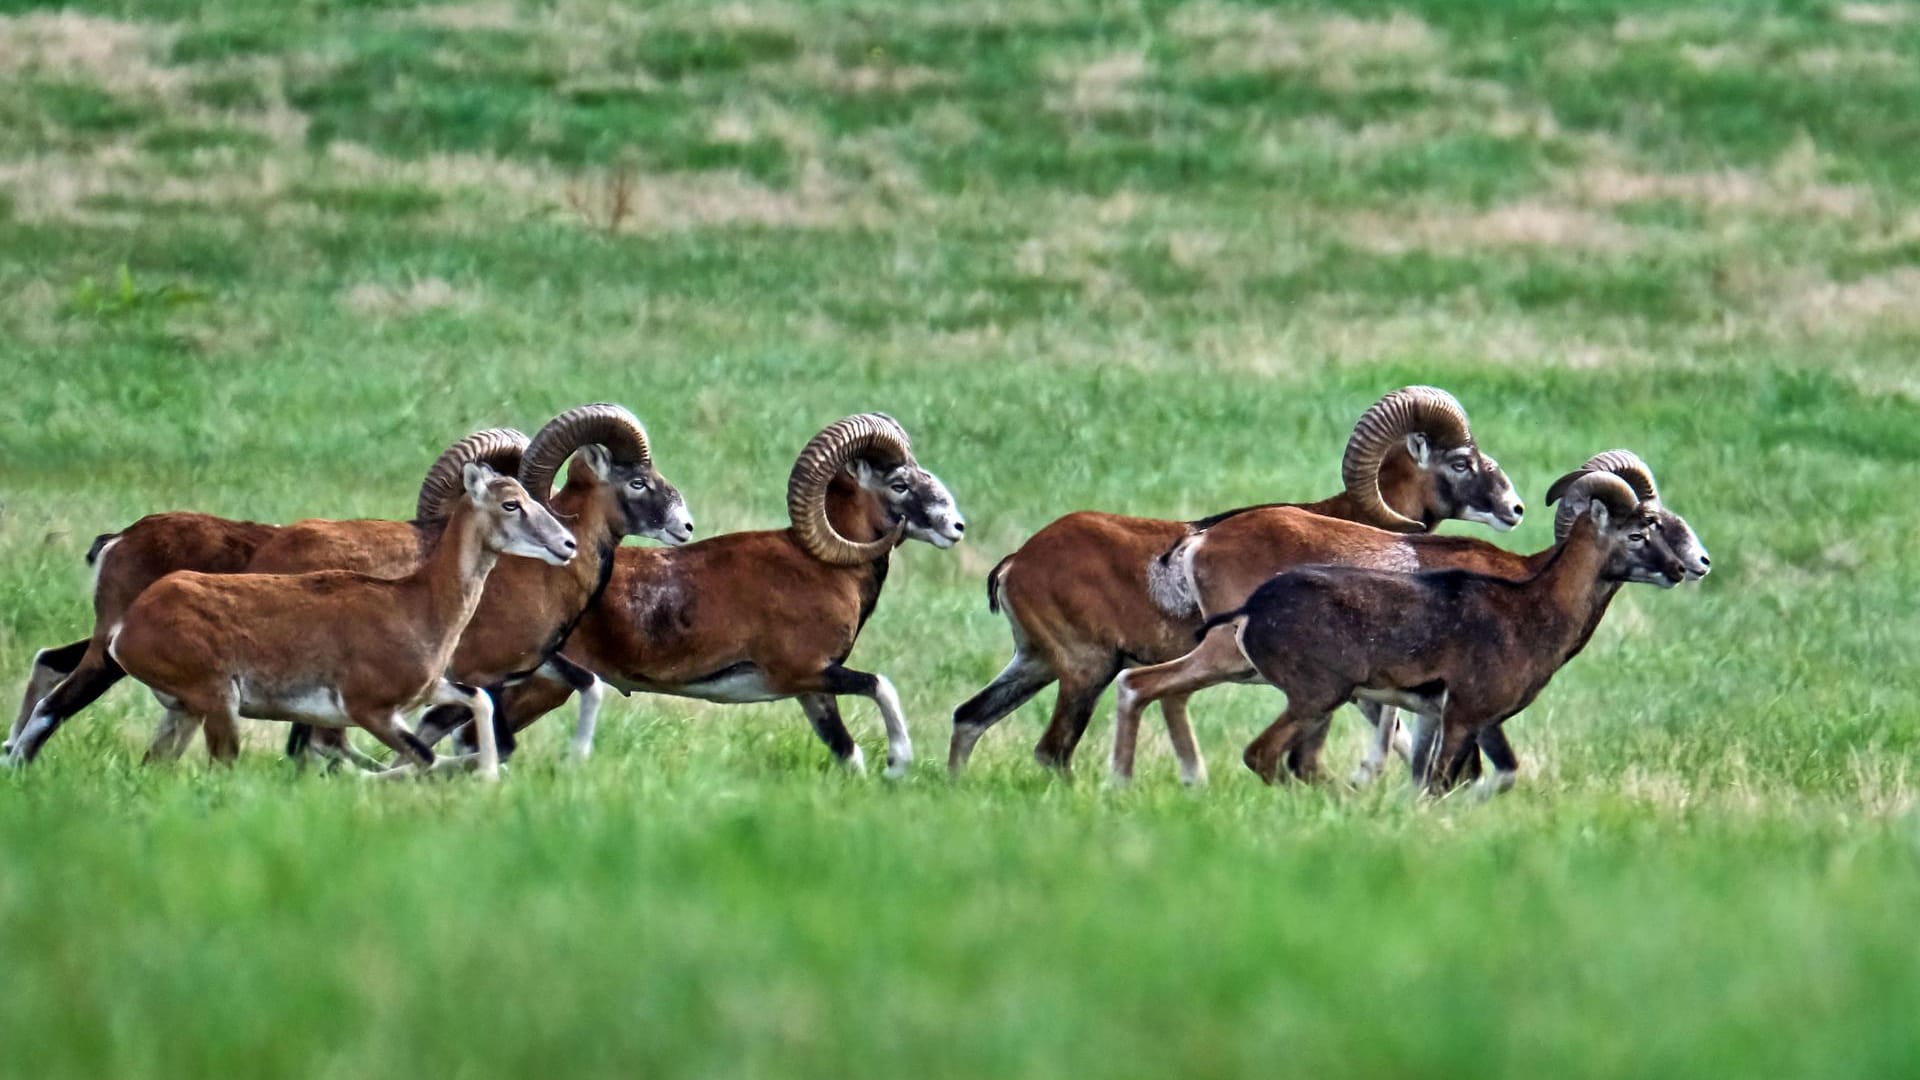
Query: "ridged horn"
416 428 530 520
787 413 913 566
1545 449 1659 507
1341 386 1473 531
1553 472 1640 542
519 403 652 505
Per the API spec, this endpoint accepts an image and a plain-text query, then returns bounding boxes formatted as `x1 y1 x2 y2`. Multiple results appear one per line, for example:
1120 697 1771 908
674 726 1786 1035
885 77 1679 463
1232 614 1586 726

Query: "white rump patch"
1147 537 1199 616
89 537 120 594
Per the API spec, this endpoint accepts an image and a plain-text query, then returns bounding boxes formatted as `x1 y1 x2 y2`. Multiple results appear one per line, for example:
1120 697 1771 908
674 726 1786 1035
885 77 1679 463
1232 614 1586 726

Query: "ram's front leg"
821 664 911 779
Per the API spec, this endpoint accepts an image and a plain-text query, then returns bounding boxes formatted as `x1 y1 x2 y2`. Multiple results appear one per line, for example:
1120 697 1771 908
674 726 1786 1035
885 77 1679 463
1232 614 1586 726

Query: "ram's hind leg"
11 639 88 750
410 682 501 780
142 704 203 765
1468 723 1517 797
1032 656 1121 776
1242 682 1345 786
305 727 387 772
9 642 126 764
1406 707 1475 799
356 706 437 778
1112 631 1249 785
949 650 1054 777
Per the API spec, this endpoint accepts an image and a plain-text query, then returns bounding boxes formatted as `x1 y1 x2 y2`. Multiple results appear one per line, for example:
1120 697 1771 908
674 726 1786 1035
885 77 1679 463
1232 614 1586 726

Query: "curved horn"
1545 449 1659 507
787 413 914 566
1553 472 1640 543
519 403 652 505
1340 386 1473 531
416 428 530 520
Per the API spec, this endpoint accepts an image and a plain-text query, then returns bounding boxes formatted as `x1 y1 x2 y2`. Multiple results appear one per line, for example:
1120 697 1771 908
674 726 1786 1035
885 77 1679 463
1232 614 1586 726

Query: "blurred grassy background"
3 1 1920 1076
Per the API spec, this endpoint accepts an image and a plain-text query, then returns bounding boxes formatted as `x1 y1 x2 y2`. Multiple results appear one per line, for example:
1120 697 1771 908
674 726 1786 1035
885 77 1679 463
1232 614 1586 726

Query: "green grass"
3 0 1920 1076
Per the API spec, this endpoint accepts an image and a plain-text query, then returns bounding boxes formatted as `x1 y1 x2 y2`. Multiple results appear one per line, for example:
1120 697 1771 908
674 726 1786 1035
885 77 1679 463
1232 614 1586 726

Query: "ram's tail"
1196 606 1249 642
985 554 1014 615
84 532 120 567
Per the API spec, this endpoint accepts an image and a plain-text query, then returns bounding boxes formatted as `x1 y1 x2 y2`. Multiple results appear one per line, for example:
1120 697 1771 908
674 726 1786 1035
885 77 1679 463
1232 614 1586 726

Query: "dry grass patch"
1559 163 1868 220
1833 2 1916 25
0 11 181 100
1172 3 1441 90
1613 10 1746 41
1046 50 1148 117
787 51 950 95
557 163 870 232
1346 202 1635 256
343 277 480 318
1792 45 1910 75
1777 267 1920 335
409 0 525 31
1179 311 1665 377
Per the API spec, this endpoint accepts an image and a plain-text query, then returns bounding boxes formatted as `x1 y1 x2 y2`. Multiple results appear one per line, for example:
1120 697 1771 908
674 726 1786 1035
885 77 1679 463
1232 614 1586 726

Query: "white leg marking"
1351 704 1398 786
147 708 196 763
11 653 68 746
947 722 985 777
8 704 55 765
1476 767 1519 800
845 744 868 775
569 677 605 762
1108 676 1142 784
1406 711 1440 789
1165 698 1208 788
870 674 911 779
463 685 499 781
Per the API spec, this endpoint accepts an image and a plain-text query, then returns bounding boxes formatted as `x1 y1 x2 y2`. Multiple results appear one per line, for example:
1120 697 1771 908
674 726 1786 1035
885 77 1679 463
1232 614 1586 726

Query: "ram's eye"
628 478 648 491
891 483 910 495
503 500 522 513
1628 532 1645 542
1451 460 1470 472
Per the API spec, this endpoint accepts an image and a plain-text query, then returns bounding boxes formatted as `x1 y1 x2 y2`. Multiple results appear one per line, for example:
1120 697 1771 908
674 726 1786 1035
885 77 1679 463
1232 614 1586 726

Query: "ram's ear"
578 443 613 482
1586 497 1611 532
848 458 886 488
1404 431 1432 468
463 461 496 500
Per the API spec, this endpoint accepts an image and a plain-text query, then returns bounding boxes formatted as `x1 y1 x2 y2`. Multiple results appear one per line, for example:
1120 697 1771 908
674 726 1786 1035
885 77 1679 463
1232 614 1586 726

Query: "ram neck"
421 504 499 643
1526 529 1612 652
1561 580 1626 666
826 475 896 548
1298 488 1434 533
549 486 620 593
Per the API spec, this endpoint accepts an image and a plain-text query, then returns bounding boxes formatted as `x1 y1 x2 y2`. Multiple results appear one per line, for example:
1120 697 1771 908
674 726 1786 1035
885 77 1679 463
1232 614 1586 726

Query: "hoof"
1031 750 1071 775
883 760 910 781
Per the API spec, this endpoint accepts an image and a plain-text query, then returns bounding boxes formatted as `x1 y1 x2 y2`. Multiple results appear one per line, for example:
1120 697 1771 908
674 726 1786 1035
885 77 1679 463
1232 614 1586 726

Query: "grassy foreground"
4 0 1920 1075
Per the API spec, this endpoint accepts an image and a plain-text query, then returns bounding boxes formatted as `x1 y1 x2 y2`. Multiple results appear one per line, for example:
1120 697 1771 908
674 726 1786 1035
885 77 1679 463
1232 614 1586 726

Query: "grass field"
4 0 1920 1074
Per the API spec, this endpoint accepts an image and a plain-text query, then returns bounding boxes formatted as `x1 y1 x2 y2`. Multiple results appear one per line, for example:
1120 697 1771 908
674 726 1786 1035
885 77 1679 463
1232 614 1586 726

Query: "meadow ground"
4 0 1920 1075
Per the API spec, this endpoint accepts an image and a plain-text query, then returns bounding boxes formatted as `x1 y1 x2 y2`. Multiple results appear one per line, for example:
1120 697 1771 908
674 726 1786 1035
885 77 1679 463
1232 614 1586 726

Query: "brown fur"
108 471 571 774
1113 492 1702 785
947 448 1499 776
288 457 654 764
491 471 931 774
1222 505 1684 794
8 513 279 752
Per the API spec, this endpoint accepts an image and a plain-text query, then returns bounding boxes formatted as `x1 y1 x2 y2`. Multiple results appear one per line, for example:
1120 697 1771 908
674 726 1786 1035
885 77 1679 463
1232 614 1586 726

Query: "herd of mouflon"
9 390 1708 795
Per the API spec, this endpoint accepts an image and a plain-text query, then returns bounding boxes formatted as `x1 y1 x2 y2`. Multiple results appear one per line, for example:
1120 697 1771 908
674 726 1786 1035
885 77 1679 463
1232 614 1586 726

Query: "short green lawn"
3 1 1919 1076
